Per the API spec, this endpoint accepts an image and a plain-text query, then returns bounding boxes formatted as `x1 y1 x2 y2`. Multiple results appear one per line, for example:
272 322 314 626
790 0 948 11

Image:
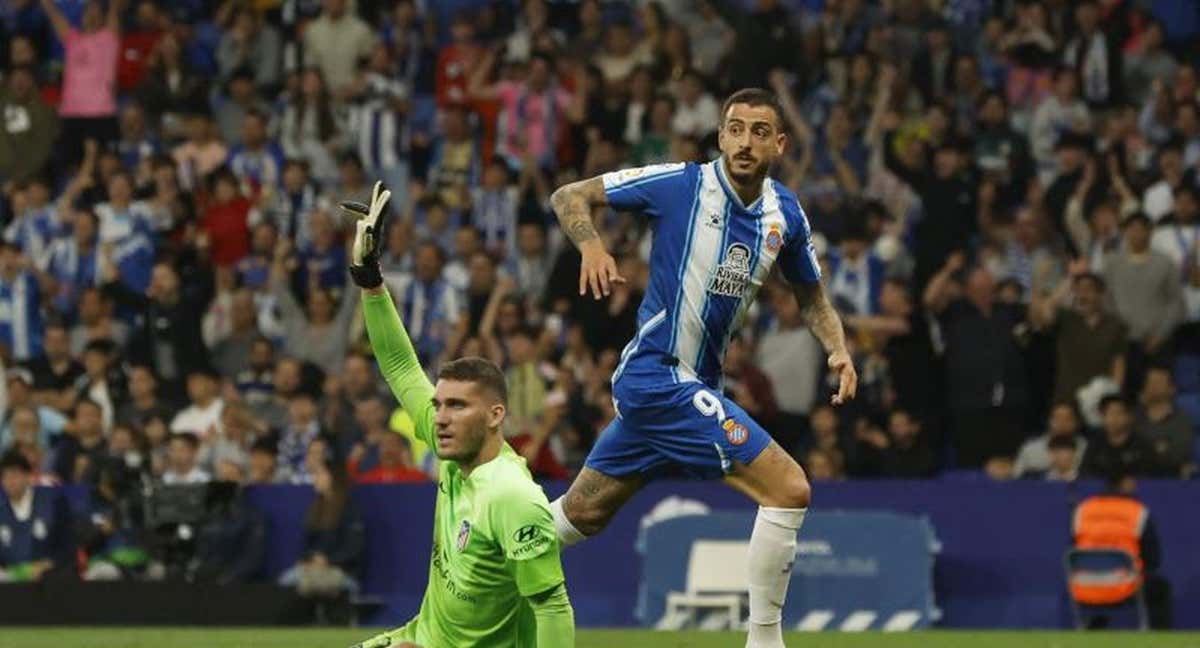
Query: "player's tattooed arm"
550 177 625 299
549 177 607 247
793 282 858 405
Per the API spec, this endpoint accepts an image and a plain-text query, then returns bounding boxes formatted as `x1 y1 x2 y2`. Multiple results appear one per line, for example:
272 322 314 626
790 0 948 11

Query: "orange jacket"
1070 496 1148 604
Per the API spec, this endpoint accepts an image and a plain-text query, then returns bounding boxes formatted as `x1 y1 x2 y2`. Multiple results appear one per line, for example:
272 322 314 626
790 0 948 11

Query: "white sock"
550 497 587 548
746 506 806 648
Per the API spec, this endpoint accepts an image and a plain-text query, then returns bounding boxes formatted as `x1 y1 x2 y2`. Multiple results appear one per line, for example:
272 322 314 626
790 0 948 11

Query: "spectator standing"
0 241 42 361
216 6 281 91
303 2 375 90
468 50 577 172
280 68 343 185
0 66 57 184
39 0 123 164
924 255 1030 467
1104 214 1183 394
102 259 212 399
1032 266 1127 404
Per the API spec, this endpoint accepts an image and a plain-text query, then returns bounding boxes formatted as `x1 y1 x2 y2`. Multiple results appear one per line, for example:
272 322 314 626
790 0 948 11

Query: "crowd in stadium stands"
0 0 1199 566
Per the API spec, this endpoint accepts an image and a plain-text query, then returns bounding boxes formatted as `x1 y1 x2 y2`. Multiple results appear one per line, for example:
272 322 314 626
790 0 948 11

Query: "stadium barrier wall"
52 479 1200 629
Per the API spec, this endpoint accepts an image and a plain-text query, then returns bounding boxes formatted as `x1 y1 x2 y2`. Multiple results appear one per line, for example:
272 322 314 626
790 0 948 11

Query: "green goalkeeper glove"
343 180 392 289
347 632 420 648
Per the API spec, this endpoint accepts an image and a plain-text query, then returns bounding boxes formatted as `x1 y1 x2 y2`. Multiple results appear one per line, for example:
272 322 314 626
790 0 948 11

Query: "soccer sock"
550 497 587 548
746 506 807 648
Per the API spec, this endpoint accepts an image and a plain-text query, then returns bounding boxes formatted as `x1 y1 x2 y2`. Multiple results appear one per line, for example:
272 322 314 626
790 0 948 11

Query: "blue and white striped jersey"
0 271 43 361
603 159 820 390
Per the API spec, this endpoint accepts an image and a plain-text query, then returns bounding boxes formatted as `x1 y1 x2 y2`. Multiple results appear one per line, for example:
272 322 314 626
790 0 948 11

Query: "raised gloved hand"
342 180 392 289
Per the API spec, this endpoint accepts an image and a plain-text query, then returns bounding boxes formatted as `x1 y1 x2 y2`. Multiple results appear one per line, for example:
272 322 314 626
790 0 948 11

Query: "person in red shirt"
349 432 427 484
117 0 165 92
435 13 500 161
435 14 483 108
200 168 252 267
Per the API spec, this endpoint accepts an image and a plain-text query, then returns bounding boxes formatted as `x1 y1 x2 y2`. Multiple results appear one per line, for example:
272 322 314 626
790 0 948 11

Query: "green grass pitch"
1 628 1198 648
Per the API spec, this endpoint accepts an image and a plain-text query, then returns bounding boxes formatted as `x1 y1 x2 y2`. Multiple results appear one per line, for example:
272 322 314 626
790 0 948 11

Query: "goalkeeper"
346 183 575 648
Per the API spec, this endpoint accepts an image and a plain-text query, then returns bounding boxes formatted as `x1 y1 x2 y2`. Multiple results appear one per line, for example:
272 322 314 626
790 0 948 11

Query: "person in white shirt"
169 368 225 441
671 70 720 140
1150 184 1200 273
161 432 211 485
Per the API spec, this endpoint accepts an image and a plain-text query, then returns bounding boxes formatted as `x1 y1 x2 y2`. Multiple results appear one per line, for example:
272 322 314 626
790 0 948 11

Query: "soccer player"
547 88 858 648
345 183 575 648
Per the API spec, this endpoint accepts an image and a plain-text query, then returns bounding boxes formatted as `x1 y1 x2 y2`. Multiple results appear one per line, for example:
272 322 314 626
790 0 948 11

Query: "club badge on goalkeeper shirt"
456 520 472 552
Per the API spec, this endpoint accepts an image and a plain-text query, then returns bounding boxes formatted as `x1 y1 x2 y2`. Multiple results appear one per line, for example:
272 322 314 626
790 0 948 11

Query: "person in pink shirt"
469 50 582 172
40 0 124 166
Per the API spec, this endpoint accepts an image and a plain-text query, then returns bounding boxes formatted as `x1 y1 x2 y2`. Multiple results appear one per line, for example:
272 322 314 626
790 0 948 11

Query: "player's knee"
767 473 811 509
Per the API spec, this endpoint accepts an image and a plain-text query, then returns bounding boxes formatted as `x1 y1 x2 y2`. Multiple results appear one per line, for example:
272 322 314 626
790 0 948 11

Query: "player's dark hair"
721 88 785 132
438 357 508 404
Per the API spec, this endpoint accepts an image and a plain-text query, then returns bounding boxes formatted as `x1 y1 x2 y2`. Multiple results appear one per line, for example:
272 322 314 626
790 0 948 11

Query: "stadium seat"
1177 394 1200 435
1064 548 1148 630
660 540 750 631
1175 354 1200 394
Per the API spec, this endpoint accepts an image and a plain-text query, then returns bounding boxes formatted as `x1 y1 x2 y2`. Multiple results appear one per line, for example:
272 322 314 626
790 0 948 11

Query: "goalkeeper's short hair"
439 356 508 404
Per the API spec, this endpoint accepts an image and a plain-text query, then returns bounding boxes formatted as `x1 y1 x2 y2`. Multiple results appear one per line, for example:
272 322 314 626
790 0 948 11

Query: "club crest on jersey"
722 418 749 445
707 242 752 297
456 520 472 552
765 225 783 254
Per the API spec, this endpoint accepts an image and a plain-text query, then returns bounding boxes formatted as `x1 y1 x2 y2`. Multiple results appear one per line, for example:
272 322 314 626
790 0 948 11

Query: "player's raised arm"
343 183 436 445
549 176 624 300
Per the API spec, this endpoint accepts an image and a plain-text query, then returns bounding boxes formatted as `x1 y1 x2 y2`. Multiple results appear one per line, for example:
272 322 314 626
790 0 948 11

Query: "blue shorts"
585 377 773 480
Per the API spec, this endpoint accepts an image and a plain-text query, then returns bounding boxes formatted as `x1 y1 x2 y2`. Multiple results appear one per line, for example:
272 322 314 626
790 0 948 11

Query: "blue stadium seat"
1177 394 1200 435
1175 354 1200 394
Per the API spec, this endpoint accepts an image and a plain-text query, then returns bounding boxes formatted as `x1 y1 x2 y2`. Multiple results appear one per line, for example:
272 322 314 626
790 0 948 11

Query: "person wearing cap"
0 451 74 583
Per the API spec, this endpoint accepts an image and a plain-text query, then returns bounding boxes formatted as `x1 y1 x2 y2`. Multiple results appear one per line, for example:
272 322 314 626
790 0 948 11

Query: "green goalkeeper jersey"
361 290 570 648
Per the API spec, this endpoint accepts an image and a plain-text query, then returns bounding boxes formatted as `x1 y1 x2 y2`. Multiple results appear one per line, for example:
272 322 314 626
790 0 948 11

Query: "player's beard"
723 152 769 186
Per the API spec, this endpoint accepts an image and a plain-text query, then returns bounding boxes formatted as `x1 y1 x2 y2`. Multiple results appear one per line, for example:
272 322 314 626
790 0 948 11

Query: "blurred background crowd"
0 0 1199 548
